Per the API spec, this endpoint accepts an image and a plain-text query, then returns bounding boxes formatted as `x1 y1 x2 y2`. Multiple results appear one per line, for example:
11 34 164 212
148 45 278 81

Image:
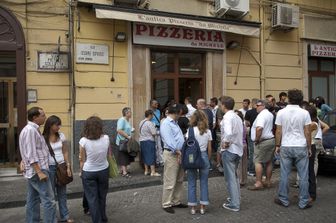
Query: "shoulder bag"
46 140 73 186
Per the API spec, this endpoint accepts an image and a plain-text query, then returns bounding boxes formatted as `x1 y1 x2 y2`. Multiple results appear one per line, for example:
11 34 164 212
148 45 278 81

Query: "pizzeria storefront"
90 4 261 128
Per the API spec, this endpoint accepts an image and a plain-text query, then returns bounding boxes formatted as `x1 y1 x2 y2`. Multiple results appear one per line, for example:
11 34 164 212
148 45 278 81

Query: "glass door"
0 79 17 166
151 51 205 110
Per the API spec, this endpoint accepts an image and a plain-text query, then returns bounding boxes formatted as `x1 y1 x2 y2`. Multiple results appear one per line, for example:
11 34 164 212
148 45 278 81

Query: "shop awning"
92 4 260 37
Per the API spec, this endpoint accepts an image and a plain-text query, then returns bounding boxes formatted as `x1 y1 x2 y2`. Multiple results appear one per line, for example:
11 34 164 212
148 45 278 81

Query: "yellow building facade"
0 0 335 170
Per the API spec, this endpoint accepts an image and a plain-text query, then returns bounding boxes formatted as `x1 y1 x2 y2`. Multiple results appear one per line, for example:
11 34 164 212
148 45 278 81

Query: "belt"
259 137 274 143
164 148 174 152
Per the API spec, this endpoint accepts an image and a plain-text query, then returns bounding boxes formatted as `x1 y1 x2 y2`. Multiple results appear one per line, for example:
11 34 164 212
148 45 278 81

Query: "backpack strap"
188 127 195 139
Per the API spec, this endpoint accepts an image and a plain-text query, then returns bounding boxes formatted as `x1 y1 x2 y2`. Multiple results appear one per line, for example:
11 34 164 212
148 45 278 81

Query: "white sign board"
38 52 69 71
310 44 336 58
76 43 109 64
133 23 225 50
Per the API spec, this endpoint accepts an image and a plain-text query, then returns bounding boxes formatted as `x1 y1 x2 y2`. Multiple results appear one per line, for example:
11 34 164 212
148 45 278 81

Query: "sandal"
122 173 131 178
247 184 264 191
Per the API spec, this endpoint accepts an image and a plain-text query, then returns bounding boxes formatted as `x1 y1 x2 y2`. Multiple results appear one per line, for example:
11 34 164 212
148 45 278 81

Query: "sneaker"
222 203 239 212
217 165 224 173
200 208 205 215
247 172 256 177
144 171 150 176
190 208 196 215
150 172 161 177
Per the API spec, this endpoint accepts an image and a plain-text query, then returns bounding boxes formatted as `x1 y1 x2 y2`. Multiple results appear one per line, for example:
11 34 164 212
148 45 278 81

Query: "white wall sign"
27 89 37 103
76 43 109 64
310 44 336 58
38 52 69 71
133 23 225 50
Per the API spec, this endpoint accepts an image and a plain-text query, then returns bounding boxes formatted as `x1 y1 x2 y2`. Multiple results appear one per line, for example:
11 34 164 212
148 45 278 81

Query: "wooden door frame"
151 50 205 105
0 6 26 164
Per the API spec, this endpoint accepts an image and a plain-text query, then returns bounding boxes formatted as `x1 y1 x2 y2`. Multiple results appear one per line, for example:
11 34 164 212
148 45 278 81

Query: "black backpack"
181 127 204 169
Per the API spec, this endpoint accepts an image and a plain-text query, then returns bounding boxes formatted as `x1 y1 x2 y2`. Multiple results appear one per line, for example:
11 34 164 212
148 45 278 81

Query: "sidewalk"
0 162 222 209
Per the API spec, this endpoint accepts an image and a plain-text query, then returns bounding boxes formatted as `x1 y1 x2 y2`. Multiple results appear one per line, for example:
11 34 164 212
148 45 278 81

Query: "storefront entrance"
151 51 205 109
308 57 335 125
0 6 26 170
0 77 17 165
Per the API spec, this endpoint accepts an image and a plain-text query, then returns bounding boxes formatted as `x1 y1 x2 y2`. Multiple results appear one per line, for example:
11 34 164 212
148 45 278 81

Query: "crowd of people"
18 90 334 222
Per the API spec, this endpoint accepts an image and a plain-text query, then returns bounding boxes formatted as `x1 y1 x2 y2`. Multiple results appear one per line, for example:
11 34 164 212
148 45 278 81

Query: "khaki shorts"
254 138 275 163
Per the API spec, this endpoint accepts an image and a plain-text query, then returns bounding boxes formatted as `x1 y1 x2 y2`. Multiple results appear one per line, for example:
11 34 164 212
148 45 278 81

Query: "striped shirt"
19 121 50 179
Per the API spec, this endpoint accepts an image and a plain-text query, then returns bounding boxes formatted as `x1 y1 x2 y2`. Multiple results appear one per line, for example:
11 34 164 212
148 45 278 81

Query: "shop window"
151 51 205 107
151 52 175 74
308 59 317 71
320 60 334 72
179 53 202 75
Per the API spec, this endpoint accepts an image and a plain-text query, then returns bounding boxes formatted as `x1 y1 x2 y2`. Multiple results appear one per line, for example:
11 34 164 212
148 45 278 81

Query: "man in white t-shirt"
248 100 275 191
274 89 312 209
238 98 250 117
220 96 243 212
185 97 196 119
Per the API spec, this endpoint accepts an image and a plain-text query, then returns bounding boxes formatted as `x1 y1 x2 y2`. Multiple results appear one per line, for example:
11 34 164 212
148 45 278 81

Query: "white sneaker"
190 208 196 215
150 172 161 177
200 208 205 215
222 203 239 212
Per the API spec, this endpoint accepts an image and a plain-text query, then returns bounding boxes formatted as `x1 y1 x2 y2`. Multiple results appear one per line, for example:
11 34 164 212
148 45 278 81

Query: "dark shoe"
83 208 90 215
173 203 188 208
274 198 288 207
163 207 175 214
300 202 313 209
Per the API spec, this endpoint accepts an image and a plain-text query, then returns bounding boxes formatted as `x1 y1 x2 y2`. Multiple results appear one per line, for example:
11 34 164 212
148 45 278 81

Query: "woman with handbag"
139 110 161 177
79 116 110 223
186 110 212 215
42 115 74 223
116 107 134 178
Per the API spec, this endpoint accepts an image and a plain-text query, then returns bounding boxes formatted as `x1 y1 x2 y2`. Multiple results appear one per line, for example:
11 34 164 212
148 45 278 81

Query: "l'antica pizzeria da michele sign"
310 44 336 58
132 23 225 50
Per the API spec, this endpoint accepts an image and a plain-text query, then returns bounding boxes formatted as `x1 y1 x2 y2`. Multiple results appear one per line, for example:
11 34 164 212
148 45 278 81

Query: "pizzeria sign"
133 23 225 50
310 44 336 58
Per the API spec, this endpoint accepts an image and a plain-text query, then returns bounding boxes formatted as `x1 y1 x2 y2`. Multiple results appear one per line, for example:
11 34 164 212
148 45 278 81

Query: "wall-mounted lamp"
115 32 127 42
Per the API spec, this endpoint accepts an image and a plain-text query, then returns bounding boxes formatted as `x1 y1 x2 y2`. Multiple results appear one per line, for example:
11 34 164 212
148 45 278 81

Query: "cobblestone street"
1 172 335 223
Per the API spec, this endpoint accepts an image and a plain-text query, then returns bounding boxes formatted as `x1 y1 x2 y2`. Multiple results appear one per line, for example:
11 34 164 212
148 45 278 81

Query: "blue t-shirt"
116 117 131 145
150 109 161 128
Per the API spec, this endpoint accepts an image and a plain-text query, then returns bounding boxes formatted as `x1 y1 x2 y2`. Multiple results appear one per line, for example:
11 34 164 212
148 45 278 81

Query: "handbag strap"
45 137 58 166
139 120 147 134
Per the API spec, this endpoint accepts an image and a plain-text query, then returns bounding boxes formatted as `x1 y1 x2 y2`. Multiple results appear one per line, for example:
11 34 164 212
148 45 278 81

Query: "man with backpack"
160 105 187 214
220 96 244 212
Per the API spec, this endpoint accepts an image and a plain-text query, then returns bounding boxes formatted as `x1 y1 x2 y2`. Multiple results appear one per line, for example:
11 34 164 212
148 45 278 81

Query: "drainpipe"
259 0 265 99
68 0 76 169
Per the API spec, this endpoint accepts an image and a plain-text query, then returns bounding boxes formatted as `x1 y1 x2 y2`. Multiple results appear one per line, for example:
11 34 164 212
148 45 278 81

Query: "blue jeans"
82 168 109 223
49 165 70 221
222 150 241 210
278 147 310 208
26 169 57 223
247 136 255 173
187 152 210 206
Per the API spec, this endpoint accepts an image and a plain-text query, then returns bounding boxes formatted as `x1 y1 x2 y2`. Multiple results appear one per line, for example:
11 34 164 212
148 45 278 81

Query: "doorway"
0 6 26 170
151 51 205 110
308 58 335 125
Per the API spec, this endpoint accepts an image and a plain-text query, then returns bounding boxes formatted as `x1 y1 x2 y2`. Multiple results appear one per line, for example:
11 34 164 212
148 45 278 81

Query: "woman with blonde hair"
79 116 110 223
187 110 212 215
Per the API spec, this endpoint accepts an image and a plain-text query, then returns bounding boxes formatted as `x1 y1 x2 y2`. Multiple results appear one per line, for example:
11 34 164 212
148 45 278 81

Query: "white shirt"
275 105 311 147
315 120 323 140
220 110 244 156
239 108 249 117
186 103 196 119
79 135 109 172
251 109 274 141
49 132 66 165
186 127 212 152
211 105 218 125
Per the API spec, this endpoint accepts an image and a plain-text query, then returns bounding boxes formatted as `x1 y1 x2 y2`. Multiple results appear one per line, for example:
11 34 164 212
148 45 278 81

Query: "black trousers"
308 145 317 200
